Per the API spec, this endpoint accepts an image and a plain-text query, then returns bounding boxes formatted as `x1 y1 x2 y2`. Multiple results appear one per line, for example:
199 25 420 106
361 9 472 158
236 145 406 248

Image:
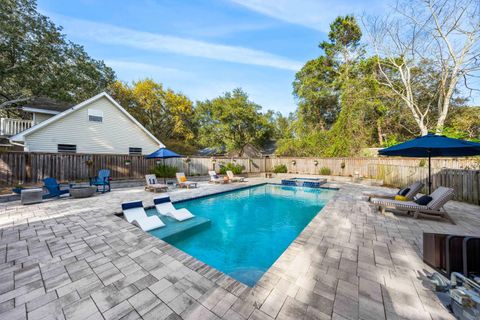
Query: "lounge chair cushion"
397 188 410 196
154 196 171 205
180 176 187 182
414 195 433 206
122 201 143 210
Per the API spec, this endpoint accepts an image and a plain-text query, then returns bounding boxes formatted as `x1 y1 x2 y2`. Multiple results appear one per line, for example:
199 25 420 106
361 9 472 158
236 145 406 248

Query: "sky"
37 0 387 115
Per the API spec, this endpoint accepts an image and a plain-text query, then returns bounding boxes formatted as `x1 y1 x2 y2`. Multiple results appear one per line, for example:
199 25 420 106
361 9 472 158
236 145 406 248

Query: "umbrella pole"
428 153 431 194
163 159 166 185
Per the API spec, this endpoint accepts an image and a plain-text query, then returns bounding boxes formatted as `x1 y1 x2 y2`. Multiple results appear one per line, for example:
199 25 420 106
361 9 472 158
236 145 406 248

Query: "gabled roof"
10 92 163 147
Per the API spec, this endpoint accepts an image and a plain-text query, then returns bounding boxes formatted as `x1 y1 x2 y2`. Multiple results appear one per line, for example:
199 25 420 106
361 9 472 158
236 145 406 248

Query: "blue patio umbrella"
379 133 480 193
145 147 181 183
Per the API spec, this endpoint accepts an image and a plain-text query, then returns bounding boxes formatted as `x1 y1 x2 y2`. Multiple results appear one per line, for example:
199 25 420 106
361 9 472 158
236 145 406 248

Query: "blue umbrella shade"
145 148 181 159
379 133 480 157
145 148 182 184
379 133 480 193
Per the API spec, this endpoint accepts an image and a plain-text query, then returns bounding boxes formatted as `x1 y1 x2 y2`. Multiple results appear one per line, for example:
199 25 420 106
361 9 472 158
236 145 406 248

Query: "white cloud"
229 0 383 33
104 60 191 78
53 15 303 71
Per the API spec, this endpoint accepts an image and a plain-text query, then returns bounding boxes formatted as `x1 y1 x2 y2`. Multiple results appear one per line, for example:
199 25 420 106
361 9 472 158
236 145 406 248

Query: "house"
227 141 277 158
196 141 277 158
0 98 70 149
8 92 163 155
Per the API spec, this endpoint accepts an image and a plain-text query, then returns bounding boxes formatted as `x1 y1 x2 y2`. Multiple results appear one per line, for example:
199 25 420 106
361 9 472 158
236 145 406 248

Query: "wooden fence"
0 152 267 186
1 152 479 204
370 164 480 205
269 157 480 177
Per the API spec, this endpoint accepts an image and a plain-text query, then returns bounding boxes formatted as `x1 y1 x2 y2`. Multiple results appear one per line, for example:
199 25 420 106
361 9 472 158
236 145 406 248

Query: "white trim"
10 92 164 148
88 109 104 118
22 107 60 115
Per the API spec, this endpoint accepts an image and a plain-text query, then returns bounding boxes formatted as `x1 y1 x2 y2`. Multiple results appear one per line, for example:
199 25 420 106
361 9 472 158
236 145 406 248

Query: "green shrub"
151 164 177 178
320 167 331 175
219 162 243 174
273 164 288 173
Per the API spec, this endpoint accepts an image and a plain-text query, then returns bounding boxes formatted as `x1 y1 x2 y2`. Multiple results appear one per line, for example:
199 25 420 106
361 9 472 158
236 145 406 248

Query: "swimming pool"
148 184 336 286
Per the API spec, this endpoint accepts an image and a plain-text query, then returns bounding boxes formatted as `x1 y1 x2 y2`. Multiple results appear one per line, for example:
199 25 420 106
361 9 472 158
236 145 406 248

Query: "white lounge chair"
363 181 424 201
154 196 194 221
371 186 455 223
176 172 198 188
226 170 245 182
208 171 224 183
145 174 168 193
121 200 165 231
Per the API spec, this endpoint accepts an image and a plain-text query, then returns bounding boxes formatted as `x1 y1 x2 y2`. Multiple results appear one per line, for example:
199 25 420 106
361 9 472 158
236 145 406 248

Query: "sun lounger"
121 200 165 231
145 174 168 192
226 170 245 182
208 171 224 183
363 181 424 201
154 196 194 221
371 186 455 223
175 172 198 188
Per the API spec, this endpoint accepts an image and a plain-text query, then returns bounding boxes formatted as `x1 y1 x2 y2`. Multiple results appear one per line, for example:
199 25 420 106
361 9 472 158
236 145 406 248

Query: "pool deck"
0 178 479 320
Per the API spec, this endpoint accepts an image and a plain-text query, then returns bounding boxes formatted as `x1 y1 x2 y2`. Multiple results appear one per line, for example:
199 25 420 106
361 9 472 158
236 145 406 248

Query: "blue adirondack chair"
42 178 71 199
89 169 111 193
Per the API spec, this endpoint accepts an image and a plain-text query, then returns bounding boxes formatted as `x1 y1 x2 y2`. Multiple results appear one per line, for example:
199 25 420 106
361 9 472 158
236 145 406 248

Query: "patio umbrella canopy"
145 148 181 183
379 133 480 193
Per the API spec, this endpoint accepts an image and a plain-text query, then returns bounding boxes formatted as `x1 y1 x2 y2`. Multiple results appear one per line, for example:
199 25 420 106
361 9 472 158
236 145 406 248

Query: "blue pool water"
150 184 336 286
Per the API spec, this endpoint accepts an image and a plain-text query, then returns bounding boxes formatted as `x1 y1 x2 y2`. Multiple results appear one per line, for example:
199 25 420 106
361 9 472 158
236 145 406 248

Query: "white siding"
33 113 53 124
24 97 161 154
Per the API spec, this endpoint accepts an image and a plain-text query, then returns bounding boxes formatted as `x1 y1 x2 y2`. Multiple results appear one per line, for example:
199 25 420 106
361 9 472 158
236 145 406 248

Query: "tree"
108 79 196 153
444 106 480 141
0 0 115 110
195 88 274 155
365 0 480 135
293 56 339 129
293 15 364 130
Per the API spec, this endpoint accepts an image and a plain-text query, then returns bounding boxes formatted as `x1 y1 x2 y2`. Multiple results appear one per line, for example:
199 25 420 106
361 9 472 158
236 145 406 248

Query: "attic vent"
88 109 103 122
58 144 77 153
129 147 142 155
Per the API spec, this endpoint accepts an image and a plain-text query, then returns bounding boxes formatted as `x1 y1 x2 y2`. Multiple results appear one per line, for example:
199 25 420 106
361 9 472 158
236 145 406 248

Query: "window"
129 147 142 155
88 109 103 122
58 144 77 153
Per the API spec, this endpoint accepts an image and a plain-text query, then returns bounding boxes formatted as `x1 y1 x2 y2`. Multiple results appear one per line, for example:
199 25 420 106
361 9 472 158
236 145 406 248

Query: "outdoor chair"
145 174 168 193
175 172 198 188
371 186 455 223
42 177 71 199
89 169 111 193
154 196 194 221
363 181 424 201
226 170 245 182
121 200 165 231
208 171 224 183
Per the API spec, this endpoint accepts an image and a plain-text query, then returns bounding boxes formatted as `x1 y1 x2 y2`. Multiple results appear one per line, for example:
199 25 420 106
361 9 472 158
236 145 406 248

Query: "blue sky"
37 0 387 114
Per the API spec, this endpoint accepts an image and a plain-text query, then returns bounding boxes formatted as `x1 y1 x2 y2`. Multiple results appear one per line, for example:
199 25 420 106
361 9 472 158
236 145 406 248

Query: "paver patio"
0 178 479 320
